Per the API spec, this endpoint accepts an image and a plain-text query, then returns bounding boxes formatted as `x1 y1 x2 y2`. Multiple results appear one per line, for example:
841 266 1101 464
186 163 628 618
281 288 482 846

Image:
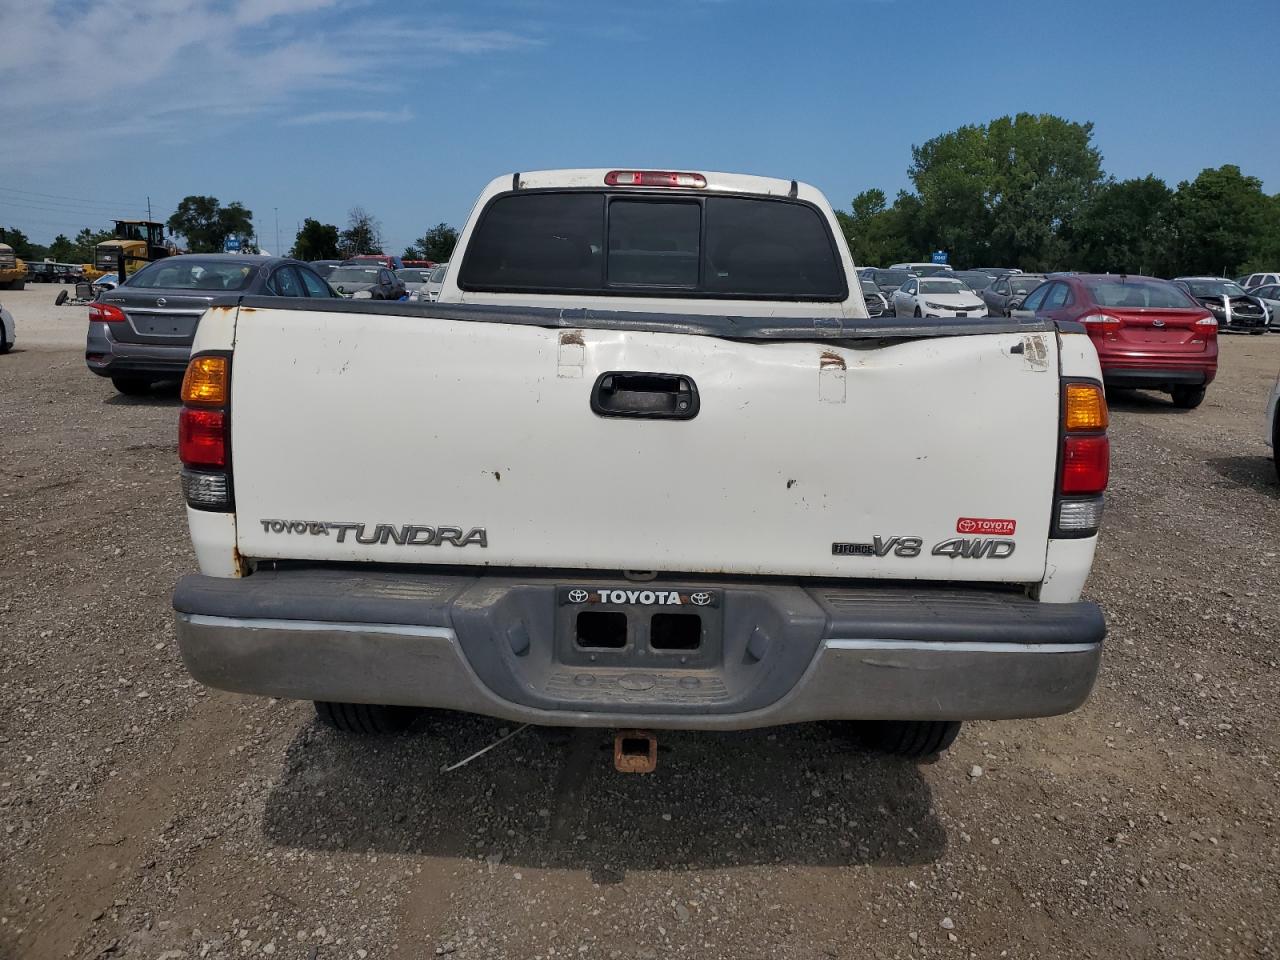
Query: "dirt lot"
2 285 1278 960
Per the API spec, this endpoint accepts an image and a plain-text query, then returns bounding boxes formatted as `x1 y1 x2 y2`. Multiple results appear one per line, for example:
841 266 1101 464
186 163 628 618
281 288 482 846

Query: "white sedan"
0 300 15 353
891 276 988 318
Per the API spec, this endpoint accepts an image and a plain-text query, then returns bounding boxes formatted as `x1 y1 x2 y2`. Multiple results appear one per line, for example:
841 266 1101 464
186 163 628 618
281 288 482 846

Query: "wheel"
54 289 68 306
1250 328 1266 336
853 720 962 759
0 334 10 354
111 376 152 396
914 306 922 318
12 279 23 290
1170 385 1205 409
314 701 420 734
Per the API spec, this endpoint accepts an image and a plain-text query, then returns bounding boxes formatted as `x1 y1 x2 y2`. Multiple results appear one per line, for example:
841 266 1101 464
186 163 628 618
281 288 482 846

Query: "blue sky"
2 0 1277 255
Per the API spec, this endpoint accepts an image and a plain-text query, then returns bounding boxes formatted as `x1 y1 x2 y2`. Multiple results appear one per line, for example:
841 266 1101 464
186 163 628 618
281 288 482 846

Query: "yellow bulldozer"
0 242 26 289
94 220 171 279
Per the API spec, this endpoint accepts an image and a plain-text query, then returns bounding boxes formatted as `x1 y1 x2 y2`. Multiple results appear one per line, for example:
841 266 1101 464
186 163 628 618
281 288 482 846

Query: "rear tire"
314 701 420 734
1171 385 1206 409
855 720 962 759
111 376 152 396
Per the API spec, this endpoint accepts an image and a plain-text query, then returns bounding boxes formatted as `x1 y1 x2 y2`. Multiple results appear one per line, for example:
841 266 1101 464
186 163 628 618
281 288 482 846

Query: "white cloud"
286 106 414 126
0 0 539 167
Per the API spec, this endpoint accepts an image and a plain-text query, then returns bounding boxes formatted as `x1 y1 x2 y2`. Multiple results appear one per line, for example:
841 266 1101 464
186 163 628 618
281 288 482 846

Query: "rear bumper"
85 321 191 377
1102 363 1216 389
173 569 1104 729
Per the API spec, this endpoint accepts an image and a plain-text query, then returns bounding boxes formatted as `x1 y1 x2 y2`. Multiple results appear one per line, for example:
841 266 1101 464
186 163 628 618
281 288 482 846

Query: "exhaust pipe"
613 729 658 774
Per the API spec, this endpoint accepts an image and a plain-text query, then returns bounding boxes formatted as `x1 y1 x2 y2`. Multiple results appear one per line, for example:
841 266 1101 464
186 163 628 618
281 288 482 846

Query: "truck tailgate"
229 308 1059 583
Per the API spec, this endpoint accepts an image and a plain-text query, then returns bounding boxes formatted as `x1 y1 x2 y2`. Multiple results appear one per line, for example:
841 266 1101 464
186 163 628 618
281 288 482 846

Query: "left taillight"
89 302 127 323
1054 380 1108 537
179 354 232 511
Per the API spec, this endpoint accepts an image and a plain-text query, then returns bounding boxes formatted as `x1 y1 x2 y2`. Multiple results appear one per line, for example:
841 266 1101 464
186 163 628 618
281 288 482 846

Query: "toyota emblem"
690 591 713 606
567 589 588 603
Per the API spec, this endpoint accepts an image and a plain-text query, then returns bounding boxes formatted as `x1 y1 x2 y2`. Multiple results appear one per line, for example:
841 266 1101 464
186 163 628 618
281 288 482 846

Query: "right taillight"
179 353 233 511
1055 380 1108 537
1060 435 1110 493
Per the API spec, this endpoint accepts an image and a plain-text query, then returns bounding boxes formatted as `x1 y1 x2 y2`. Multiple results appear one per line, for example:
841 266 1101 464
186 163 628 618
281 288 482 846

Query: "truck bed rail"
235 296 1072 341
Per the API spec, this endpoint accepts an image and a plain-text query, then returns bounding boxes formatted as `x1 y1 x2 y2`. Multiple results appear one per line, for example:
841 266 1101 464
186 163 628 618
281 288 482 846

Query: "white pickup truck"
171 169 1108 761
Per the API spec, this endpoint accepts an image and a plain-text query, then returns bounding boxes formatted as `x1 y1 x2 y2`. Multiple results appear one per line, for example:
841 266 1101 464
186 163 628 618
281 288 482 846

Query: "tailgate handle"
590 371 700 420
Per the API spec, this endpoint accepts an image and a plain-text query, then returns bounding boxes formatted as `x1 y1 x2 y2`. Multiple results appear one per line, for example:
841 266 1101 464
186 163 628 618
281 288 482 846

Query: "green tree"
71 227 114 263
412 223 459 262
1240 193 1280 274
908 113 1104 269
48 234 77 262
0 226 46 261
836 189 921 267
339 207 382 257
1067 176 1173 275
291 218 341 260
166 196 255 253
1163 165 1268 276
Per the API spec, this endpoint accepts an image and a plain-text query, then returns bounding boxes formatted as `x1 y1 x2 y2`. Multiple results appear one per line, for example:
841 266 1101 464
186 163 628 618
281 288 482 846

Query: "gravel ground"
2 285 1278 960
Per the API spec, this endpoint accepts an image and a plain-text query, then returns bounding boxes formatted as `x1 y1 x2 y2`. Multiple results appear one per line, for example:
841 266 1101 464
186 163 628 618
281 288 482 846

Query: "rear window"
1184 279 1246 298
329 266 381 283
125 259 257 291
872 270 911 287
458 191 846 300
1009 276 1044 295
953 271 994 289
919 279 968 294
1087 279 1197 309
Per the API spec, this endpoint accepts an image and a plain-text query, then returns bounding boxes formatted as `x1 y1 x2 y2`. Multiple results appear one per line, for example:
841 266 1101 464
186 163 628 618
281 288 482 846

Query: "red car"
1016 273 1217 409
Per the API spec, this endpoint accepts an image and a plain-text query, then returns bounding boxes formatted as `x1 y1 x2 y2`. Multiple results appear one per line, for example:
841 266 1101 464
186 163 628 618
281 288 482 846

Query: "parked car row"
87 255 341 395
26 261 85 283
325 263 405 300
859 263 1280 333
307 256 432 301
856 259 1280 410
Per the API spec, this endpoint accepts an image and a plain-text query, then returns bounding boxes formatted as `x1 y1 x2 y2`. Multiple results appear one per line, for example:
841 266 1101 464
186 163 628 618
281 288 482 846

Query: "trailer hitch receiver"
613 729 658 773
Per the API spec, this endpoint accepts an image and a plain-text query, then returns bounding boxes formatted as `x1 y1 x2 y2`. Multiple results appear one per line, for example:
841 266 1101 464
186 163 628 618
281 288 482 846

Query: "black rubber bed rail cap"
235 295 1061 342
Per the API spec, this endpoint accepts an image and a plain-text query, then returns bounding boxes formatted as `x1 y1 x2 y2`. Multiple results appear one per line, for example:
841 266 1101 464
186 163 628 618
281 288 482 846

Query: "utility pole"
147 196 152 220
274 207 280 256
